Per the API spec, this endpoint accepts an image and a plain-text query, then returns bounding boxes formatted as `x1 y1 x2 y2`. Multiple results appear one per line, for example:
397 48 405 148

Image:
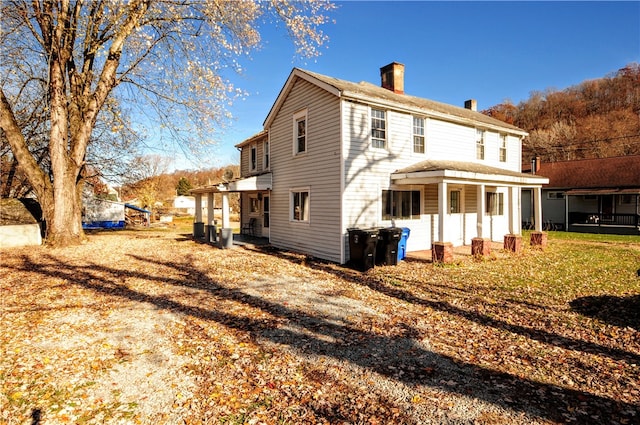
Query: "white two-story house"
192 63 548 263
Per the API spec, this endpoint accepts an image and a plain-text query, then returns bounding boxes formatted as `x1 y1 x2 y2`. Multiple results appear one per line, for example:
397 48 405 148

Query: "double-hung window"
486 192 504 215
263 140 270 169
371 108 386 149
476 129 485 160
382 190 421 220
499 134 507 162
293 110 307 155
413 117 425 153
291 189 309 222
250 145 257 171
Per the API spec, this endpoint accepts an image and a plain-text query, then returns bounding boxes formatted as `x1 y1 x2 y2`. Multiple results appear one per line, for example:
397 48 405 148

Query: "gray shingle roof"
394 159 538 179
297 68 526 134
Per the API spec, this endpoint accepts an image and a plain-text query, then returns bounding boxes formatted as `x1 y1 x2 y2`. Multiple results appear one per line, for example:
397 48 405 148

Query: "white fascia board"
391 170 549 187
341 92 528 137
264 69 342 128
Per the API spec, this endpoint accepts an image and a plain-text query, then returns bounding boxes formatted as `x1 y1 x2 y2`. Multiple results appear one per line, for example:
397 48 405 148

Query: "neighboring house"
174 195 196 215
192 63 548 263
527 156 640 235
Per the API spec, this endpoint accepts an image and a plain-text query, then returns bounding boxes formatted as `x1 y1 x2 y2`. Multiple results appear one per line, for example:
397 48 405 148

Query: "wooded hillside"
483 63 640 162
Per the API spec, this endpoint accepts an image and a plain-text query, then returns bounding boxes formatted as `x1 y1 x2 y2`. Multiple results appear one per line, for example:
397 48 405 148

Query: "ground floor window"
382 190 420 220
291 189 309 222
486 192 504 215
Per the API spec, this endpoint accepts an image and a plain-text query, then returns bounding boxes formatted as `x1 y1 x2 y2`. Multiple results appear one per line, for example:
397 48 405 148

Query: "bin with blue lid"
376 227 403 266
397 227 411 262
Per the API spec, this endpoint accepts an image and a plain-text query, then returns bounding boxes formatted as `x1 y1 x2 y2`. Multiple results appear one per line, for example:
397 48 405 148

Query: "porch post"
477 184 485 238
195 194 203 223
221 191 230 229
565 192 569 231
207 192 215 225
534 186 543 232
438 182 447 242
508 186 520 234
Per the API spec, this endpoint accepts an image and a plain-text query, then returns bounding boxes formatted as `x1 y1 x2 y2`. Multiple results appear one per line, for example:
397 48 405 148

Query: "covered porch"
391 160 549 257
564 188 640 235
190 173 272 247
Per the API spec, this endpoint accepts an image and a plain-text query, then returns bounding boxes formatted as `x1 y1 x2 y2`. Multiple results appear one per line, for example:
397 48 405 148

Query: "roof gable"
263 68 527 135
537 156 640 189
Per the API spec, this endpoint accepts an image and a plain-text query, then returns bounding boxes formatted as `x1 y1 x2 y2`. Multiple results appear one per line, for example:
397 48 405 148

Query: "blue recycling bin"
397 227 411 262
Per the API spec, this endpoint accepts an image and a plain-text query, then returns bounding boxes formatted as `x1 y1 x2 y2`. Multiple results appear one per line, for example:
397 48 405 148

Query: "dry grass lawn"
1 227 639 424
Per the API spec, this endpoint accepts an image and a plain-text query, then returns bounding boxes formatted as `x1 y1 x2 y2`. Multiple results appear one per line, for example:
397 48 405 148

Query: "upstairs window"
486 192 504 215
413 117 425 153
263 140 270 169
382 190 421 220
476 129 485 160
293 110 307 155
250 145 257 171
499 134 507 162
371 108 386 149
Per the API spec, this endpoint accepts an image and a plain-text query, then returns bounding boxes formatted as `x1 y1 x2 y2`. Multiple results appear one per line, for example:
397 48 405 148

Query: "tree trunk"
43 166 85 247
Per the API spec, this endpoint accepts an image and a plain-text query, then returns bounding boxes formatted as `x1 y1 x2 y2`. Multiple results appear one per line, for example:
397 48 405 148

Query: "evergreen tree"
176 177 193 196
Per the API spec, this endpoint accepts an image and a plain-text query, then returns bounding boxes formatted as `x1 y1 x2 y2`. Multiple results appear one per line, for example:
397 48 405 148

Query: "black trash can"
193 222 205 239
348 228 379 271
376 227 403 266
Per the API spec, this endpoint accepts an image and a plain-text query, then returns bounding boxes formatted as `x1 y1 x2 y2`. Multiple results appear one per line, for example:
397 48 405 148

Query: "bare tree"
0 0 335 245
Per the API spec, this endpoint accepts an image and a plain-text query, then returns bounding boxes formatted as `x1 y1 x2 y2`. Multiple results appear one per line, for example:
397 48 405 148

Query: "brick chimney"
380 62 405 94
464 99 477 111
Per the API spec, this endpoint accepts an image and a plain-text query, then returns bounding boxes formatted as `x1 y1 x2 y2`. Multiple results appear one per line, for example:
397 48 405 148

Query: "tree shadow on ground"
570 294 640 331
9 253 640 424
264 246 640 366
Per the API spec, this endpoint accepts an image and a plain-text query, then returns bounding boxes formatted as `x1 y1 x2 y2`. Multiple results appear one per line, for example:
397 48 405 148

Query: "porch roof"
190 173 272 195
564 188 640 196
391 160 549 186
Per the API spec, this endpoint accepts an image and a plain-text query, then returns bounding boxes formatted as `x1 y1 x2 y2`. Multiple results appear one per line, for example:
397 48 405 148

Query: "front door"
600 195 614 222
262 195 270 237
449 187 464 246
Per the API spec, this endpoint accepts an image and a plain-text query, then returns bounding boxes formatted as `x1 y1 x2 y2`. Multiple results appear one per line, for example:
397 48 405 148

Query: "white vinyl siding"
268 78 343 263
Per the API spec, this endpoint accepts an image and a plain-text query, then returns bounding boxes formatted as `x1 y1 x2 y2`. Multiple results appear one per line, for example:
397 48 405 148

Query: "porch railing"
569 212 640 227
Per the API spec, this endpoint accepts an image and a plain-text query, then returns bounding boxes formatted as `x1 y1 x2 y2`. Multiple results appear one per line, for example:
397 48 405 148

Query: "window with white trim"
371 108 386 149
476 129 485 160
249 195 260 215
263 140 270 169
499 134 507 162
250 145 257 171
486 192 504 215
547 191 565 200
382 190 421 220
293 110 307 155
450 190 461 214
291 189 309 222
413 117 425 153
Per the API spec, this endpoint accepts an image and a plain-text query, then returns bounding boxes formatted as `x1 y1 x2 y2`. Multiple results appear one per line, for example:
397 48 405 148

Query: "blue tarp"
124 204 151 213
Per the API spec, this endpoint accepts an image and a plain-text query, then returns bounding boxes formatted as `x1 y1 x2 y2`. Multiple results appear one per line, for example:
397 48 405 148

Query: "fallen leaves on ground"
1 230 638 424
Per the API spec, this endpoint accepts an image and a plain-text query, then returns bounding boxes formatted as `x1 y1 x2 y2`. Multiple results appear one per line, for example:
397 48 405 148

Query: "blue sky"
168 1 640 170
